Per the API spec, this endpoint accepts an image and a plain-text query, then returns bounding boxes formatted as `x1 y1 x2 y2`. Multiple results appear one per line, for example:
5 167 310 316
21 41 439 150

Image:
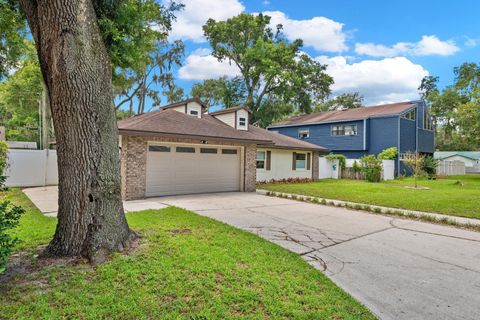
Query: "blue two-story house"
268 100 435 175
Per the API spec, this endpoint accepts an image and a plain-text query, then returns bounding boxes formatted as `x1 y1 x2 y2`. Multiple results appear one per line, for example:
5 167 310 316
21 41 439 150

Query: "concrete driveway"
157 192 480 320
24 189 480 319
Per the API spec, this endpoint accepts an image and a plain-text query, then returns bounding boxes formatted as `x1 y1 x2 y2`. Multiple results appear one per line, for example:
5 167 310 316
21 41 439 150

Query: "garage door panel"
145 144 240 197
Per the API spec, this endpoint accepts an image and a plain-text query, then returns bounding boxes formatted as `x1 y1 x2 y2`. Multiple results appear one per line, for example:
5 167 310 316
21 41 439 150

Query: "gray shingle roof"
118 109 270 143
118 107 328 151
270 101 417 127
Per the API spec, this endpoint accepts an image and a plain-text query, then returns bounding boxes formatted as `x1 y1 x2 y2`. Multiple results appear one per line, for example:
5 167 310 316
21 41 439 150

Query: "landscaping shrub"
421 156 439 179
325 153 346 169
378 147 398 160
359 155 382 182
0 201 24 273
257 177 313 185
0 143 25 273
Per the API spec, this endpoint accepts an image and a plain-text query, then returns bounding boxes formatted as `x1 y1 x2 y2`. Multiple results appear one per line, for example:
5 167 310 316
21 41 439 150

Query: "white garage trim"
145 141 243 197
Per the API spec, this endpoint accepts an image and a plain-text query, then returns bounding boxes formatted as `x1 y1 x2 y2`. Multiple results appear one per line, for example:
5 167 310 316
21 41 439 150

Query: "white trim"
397 117 401 172
363 119 366 150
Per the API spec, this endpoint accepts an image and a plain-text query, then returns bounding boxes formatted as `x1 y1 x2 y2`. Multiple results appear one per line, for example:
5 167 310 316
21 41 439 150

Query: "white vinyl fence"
318 158 340 179
5 149 58 187
319 158 395 180
437 160 465 176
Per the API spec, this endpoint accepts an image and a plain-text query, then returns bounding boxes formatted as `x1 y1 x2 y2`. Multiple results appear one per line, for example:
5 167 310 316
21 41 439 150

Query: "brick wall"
120 135 257 200
312 151 319 180
244 144 257 192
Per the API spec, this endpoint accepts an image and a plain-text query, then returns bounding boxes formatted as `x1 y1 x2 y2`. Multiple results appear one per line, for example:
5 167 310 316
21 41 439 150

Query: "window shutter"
266 151 271 171
307 153 311 170
292 152 296 170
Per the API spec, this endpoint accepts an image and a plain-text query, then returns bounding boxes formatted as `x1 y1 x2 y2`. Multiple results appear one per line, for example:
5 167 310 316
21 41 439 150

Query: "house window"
423 110 433 130
402 109 416 121
176 146 195 153
256 151 266 169
149 145 170 152
298 129 309 139
295 153 306 169
190 110 199 116
200 148 217 154
331 124 357 136
222 149 237 155
239 117 246 127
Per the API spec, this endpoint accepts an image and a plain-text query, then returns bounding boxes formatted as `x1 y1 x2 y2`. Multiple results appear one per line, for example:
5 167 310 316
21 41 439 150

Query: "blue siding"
418 129 434 153
368 117 398 155
270 100 435 176
275 120 365 151
399 118 416 153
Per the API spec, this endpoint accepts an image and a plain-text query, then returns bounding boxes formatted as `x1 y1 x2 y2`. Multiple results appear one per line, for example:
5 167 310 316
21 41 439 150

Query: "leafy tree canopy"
191 76 246 109
316 92 364 112
420 62 480 150
203 13 333 124
0 41 42 142
1 0 184 115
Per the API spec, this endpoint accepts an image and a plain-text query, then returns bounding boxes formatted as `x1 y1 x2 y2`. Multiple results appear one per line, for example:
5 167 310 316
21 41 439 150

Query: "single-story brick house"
118 99 326 200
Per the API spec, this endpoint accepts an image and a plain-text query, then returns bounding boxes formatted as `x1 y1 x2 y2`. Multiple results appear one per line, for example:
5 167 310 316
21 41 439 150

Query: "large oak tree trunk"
20 0 136 263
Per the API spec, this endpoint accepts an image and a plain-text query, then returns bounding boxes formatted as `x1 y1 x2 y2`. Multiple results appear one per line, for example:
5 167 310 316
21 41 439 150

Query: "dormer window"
239 117 246 127
298 129 309 139
402 109 416 121
190 110 199 116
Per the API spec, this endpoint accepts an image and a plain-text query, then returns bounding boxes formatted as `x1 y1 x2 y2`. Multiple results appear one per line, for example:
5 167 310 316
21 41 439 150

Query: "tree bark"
20 0 136 263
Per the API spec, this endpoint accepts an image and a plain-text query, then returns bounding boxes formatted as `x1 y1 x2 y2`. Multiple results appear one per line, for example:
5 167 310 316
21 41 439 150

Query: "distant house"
435 151 480 173
268 100 435 174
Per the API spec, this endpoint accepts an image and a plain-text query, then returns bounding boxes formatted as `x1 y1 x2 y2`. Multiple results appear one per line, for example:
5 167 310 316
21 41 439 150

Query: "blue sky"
164 0 480 106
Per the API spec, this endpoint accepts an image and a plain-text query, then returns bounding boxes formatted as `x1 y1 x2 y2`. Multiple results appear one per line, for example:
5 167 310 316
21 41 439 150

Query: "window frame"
222 149 238 155
295 153 307 170
331 124 357 136
200 147 217 154
402 109 416 121
298 129 309 139
256 151 266 169
423 109 434 131
176 146 196 153
148 145 171 152
239 117 246 127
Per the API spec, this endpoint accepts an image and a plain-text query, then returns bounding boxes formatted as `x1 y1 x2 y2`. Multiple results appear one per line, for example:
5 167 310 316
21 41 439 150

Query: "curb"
256 189 480 232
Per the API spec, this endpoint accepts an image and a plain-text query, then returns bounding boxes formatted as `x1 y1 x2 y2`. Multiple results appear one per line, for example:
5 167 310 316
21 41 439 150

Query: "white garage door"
145 143 241 197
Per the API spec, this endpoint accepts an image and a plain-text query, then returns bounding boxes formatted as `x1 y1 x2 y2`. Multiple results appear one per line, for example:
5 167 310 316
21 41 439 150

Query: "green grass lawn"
0 189 374 319
261 174 480 219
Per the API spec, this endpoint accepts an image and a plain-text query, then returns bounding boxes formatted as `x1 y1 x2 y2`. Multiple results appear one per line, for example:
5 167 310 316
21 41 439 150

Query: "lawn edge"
257 189 480 233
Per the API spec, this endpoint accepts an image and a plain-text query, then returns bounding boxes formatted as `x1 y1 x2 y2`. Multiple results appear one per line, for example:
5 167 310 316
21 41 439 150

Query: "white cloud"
355 35 460 57
168 0 244 42
315 56 429 104
178 48 240 80
264 11 348 52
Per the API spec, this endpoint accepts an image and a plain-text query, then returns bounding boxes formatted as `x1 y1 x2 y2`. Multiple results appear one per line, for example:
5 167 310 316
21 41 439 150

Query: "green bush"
352 160 361 173
378 147 398 160
324 154 346 169
0 201 24 273
421 156 439 179
360 154 382 182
